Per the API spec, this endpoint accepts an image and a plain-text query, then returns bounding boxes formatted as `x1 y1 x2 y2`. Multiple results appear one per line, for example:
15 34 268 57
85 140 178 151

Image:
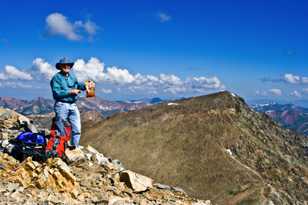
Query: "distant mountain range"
0 96 163 117
0 96 164 130
248 99 308 108
2 96 308 137
252 103 308 136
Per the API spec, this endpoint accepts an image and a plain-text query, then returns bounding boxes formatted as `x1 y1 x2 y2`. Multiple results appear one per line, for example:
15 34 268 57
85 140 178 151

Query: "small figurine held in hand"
85 80 96 97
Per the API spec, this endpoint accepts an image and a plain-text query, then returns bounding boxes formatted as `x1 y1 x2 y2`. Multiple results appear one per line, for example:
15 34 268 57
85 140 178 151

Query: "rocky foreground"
0 108 211 205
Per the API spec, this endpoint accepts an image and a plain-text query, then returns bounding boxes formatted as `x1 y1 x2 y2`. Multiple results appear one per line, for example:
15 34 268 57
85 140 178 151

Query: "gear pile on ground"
0 108 211 205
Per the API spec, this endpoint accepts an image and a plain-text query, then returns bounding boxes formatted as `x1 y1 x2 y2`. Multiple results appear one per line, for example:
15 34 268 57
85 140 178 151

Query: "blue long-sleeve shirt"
50 72 86 103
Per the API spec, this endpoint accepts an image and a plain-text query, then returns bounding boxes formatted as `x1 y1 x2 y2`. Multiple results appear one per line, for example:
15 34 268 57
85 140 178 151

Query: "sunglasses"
61 65 72 69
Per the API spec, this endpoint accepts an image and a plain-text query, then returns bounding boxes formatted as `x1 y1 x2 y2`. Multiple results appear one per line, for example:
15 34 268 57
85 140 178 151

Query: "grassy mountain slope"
81 91 308 204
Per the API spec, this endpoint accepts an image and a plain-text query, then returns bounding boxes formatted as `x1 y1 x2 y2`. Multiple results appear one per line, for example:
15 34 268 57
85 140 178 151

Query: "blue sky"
0 0 308 102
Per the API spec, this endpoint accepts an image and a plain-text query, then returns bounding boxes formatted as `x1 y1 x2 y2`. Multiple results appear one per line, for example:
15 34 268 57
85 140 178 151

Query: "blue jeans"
54 101 81 147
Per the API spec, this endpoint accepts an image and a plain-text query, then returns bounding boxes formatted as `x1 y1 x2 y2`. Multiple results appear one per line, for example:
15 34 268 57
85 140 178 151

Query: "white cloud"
284 73 300 84
188 76 225 90
256 90 268 96
268 88 282 96
100 88 112 94
1 57 225 95
0 65 32 80
302 88 308 94
106 66 135 84
75 20 98 37
302 77 308 84
46 12 98 41
32 58 56 80
46 13 81 41
159 74 183 86
163 86 186 94
290 90 302 98
0 81 32 89
73 57 106 82
72 58 225 94
283 73 308 84
0 73 6 80
158 12 171 23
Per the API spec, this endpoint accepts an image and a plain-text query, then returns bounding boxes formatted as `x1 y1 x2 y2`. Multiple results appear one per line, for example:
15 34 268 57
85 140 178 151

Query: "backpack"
45 118 71 158
8 132 47 162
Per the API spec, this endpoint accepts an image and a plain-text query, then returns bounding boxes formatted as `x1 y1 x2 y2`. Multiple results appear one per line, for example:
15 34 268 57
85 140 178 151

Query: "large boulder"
0 108 37 136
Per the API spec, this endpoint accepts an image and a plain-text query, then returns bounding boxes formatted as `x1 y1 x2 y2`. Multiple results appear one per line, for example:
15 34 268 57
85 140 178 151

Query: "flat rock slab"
120 170 153 193
64 148 85 164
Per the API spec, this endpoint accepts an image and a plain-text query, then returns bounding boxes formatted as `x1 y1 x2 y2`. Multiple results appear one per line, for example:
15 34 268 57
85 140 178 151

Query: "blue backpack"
16 132 46 146
8 132 47 162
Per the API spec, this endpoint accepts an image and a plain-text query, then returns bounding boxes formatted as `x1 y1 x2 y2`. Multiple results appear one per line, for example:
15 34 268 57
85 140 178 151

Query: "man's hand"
86 81 95 89
70 89 81 95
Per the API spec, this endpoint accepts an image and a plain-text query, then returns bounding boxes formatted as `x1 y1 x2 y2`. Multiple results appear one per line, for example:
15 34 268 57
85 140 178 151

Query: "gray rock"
108 196 133 205
4 143 16 155
112 159 125 171
26 122 38 133
0 164 5 170
91 152 109 166
52 158 75 182
120 170 153 192
85 153 92 160
172 186 186 194
192 200 212 205
0 132 9 140
64 148 85 163
1 139 9 148
153 183 171 190
7 182 19 192
86 145 100 154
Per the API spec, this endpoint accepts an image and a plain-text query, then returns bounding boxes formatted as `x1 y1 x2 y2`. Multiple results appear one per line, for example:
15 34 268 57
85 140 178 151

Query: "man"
50 57 95 149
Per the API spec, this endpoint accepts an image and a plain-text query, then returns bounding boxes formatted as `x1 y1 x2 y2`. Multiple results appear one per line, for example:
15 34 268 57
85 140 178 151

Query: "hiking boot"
68 145 76 150
67 143 75 150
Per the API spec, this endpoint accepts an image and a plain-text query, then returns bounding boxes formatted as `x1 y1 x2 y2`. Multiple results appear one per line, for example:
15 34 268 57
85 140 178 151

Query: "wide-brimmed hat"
56 57 74 70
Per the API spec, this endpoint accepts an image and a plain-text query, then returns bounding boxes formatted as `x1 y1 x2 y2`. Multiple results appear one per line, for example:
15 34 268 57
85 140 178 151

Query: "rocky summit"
82 91 308 205
0 107 211 204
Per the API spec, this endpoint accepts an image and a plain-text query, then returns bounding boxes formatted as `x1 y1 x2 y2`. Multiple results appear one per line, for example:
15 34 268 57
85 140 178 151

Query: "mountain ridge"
81 91 308 204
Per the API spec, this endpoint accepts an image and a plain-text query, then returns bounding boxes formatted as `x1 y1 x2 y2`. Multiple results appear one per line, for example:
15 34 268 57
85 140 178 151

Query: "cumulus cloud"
284 73 308 84
284 73 301 84
268 88 282 96
46 12 98 41
1 57 225 95
255 90 268 96
302 77 308 84
73 57 106 82
262 73 308 84
0 81 32 89
0 65 32 80
302 88 308 94
32 58 56 80
157 12 171 23
0 73 6 80
70 57 225 94
188 76 225 90
75 20 98 39
106 66 135 84
100 88 112 94
290 90 302 98
257 89 283 97
46 13 81 41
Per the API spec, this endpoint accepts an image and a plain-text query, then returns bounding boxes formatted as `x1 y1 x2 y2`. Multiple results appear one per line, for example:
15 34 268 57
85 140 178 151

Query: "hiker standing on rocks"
50 58 95 149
